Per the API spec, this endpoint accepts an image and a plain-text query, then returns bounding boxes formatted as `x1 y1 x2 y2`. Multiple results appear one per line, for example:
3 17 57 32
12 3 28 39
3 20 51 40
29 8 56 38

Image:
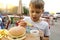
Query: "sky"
22 0 60 12
44 0 60 12
0 0 60 12
0 0 19 9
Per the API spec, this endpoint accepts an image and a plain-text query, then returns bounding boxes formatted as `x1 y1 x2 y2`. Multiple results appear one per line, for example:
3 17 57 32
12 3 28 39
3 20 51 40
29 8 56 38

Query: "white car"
53 14 58 19
56 13 60 18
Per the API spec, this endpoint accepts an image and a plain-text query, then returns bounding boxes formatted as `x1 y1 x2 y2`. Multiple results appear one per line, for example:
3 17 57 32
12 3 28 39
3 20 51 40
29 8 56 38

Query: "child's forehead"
29 2 44 9
29 7 43 11
29 5 43 9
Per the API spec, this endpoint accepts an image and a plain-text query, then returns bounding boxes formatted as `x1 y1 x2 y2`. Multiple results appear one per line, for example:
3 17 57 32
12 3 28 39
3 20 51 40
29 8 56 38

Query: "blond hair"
29 0 44 9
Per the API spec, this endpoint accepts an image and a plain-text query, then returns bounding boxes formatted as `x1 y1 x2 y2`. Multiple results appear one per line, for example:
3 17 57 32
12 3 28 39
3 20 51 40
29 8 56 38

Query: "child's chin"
32 19 37 22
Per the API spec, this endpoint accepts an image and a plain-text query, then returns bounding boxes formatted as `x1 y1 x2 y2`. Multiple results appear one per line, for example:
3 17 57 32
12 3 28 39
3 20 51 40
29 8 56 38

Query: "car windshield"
43 12 49 16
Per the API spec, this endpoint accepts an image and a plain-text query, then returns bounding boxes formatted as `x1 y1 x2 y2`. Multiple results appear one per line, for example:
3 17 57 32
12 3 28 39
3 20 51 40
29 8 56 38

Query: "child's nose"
33 13 36 16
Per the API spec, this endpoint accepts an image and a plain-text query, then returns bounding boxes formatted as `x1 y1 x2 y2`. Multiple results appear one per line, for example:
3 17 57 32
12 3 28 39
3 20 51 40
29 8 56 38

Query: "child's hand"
27 22 33 27
18 20 27 28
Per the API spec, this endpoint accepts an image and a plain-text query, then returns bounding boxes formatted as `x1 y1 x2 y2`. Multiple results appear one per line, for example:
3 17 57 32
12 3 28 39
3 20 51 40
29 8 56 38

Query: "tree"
9 6 18 14
0 8 3 14
23 6 29 15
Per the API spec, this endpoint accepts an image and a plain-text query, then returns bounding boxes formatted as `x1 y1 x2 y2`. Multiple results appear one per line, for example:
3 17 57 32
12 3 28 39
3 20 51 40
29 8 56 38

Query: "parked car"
42 12 50 19
41 12 50 28
56 13 60 18
53 13 58 19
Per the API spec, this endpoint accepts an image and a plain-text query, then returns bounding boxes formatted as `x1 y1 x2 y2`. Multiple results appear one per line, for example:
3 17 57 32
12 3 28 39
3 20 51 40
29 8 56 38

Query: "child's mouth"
33 17 36 19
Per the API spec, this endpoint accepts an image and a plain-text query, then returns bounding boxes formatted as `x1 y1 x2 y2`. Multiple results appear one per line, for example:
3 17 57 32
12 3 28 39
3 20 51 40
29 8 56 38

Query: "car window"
43 12 50 16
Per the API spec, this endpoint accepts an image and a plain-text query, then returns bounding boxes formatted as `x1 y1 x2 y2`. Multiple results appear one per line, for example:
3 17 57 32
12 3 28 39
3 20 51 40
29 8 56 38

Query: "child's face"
29 7 44 22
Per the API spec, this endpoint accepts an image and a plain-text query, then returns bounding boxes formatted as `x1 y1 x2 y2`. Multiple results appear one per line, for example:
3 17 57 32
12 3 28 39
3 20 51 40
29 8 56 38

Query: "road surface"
50 18 60 40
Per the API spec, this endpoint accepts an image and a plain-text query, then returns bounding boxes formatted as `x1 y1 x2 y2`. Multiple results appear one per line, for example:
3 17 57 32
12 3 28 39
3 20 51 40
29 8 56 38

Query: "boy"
19 0 50 40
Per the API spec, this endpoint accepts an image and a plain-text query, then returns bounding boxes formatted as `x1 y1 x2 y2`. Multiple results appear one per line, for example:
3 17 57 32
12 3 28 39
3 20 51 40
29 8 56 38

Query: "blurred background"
0 0 60 40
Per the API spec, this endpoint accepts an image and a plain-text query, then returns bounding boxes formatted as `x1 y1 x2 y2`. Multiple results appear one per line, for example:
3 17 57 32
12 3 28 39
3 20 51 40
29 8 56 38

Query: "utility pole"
17 0 23 16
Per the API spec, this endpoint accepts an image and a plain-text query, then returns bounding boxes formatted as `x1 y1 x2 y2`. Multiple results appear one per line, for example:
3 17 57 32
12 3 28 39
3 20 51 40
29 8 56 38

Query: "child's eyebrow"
36 10 41 12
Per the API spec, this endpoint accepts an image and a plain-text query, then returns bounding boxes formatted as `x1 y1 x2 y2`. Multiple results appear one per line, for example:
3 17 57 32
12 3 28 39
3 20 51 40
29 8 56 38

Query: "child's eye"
36 11 40 14
31 11 34 13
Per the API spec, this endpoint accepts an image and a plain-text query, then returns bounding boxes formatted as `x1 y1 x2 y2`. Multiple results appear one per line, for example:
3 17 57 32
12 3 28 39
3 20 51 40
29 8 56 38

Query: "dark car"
41 12 50 28
42 12 50 19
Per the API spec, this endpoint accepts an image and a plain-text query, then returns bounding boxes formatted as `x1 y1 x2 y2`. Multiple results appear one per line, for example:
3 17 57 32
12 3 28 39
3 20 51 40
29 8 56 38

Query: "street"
50 18 60 40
